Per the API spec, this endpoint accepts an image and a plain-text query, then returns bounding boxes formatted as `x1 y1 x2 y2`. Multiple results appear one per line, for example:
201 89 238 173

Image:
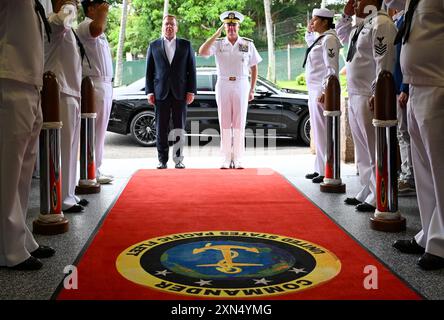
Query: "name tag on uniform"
238 43 249 52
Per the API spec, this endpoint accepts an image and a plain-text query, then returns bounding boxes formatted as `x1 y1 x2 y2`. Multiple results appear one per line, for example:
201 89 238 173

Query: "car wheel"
299 112 311 146
130 111 157 147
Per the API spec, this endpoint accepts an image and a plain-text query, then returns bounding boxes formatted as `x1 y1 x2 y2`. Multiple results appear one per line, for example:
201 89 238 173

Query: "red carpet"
57 169 420 300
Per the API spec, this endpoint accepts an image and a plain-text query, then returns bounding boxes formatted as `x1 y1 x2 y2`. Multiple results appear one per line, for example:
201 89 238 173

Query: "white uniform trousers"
308 86 326 175
91 79 113 175
408 86 444 258
0 79 41 266
60 93 81 210
215 79 249 163
348 94 376 206
397 97 414 184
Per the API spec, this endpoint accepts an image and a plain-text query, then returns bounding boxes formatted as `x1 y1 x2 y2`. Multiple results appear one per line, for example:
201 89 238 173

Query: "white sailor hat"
219 11 245 24
312 8 335 18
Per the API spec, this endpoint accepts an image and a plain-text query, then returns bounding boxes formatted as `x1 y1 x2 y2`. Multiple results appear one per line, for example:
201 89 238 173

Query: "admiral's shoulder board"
242 37 253 42
216 37 224 41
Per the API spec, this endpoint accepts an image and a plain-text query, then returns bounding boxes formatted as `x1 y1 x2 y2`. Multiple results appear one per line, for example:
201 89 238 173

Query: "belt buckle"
229 76 236 81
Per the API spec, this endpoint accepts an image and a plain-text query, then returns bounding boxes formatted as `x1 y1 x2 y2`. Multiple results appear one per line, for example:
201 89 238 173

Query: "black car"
108 67 310 147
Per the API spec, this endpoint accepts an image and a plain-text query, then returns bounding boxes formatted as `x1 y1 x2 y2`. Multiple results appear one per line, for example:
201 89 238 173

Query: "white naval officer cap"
219 11 245 24
312 8 335 18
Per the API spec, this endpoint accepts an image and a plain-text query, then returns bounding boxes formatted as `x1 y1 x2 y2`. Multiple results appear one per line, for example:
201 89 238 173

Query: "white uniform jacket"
209 36 262 78
401 0 444 87
337 11 397 96
0 1 44 86
304 29 342 89
44 10 82 98
76 17 113 82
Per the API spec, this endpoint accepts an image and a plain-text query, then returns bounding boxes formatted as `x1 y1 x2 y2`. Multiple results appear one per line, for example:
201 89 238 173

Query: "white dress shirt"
163 36 176 64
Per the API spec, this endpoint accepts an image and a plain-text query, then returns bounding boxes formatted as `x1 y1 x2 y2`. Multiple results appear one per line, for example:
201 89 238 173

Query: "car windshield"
258 76 282 91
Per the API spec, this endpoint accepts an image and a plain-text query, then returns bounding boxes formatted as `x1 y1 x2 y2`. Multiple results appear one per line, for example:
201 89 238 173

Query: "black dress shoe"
175 162 185 169
344 197 362 206
305 172 319 179
157 162 167 169
78 199 89 207
312 175 324 183
355 202 376 212
10 257 43 271
31 245 55 259
393 239 425 254
64 204 84 213
417 253 444 270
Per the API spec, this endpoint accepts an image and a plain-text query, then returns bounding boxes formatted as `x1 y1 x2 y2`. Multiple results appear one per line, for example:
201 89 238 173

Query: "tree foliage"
104 0 347 59
105 0 256 58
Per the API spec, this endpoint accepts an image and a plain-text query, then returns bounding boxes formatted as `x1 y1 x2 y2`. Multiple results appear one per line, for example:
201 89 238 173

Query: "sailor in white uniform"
43 0 87 213
0 0 55 270
303 8 342 183
77 0 114 183
385 0 416 196
199 11 262 169
336 0 397 212
393 0 444 270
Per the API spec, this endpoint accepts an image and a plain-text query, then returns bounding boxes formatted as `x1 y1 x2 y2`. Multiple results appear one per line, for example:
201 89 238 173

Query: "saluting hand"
215 24 224 37
97 2 109 17
344 0 355 16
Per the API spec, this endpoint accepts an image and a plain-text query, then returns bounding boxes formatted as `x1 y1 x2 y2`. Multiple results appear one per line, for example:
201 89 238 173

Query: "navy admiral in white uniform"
0 0 55 271
393 0 444 270
77 0 114 184
43 0 88 213
199 11 262 169
337 0 397 212
303 8 342 183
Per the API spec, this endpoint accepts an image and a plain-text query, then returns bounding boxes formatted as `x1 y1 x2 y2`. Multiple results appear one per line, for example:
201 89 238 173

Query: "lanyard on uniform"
72 30 92 69
394 0 420 45
302 35 326 68
34 0 52 42
346 23 365 62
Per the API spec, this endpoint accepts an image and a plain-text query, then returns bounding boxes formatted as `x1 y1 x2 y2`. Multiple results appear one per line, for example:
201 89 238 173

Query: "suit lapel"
159 38 169 65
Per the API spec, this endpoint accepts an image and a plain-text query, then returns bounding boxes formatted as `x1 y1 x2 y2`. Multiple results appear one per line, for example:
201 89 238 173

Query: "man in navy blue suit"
145 15 197 169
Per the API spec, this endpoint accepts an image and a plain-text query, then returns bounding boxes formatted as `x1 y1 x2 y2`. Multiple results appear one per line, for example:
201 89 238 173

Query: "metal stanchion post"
33 72 69 235
76 77 101 194
370 70 406 232
320 75 346 193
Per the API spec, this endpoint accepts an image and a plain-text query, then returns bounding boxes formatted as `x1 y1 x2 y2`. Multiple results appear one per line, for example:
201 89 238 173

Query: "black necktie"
394 0 420 45
72 30 92 69
34 0 52 42
302 35 326 68
346 23 365 62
